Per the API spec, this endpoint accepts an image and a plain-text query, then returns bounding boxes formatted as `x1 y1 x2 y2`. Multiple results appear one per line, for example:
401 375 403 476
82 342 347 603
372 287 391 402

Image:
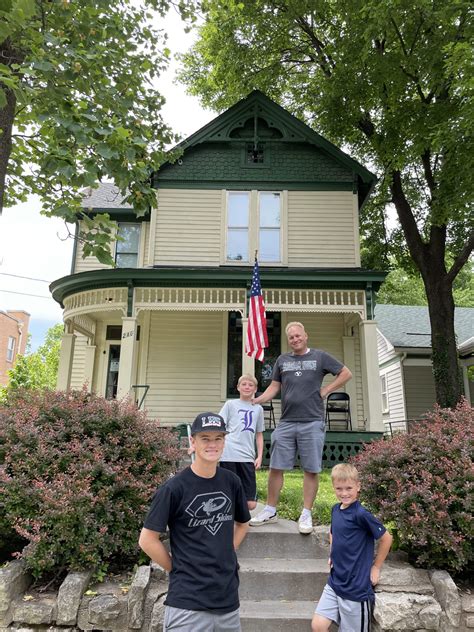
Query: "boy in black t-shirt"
139 412 250 632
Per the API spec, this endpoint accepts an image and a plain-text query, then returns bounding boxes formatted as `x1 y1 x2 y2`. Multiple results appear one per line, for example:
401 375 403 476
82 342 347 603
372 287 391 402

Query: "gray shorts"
315 584 373 632
270 420 325 473
164 605 241 632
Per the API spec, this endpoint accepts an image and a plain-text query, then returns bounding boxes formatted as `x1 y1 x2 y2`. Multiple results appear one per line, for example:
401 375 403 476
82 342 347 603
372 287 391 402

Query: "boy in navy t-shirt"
312 464 393 632
139 412 250 632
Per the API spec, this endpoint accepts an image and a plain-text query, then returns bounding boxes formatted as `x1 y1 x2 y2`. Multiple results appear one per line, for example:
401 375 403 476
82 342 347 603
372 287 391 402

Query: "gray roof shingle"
374 304 473 349
81 183 131 209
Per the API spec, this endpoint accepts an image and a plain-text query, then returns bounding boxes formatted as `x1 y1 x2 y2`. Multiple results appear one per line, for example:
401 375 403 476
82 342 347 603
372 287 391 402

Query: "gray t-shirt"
219 399 264 462
272 348 344 422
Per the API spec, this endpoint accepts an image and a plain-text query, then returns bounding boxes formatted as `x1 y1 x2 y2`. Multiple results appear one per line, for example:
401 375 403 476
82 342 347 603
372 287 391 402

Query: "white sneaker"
298 512 313 534
249 508 278 527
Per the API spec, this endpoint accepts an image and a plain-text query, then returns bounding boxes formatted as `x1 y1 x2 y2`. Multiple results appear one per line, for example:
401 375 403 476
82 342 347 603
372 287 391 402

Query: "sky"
0 9 214 351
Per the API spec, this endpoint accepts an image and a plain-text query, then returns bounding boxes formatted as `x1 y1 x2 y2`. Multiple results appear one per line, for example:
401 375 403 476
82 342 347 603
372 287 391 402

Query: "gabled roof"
374 304 474 349
155 90 376 207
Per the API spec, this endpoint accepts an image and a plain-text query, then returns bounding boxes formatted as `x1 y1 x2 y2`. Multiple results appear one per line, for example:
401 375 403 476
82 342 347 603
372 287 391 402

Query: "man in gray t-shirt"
251 322 352 534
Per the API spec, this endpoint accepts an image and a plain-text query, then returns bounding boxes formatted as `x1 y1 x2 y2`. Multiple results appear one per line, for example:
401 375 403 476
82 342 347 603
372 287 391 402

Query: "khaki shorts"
270 420 325 473
164 605 241 632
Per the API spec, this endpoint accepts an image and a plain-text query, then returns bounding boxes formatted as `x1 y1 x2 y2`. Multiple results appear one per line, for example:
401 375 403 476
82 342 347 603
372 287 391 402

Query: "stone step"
240 600 338 632
238 558 328 601
238 520 329 559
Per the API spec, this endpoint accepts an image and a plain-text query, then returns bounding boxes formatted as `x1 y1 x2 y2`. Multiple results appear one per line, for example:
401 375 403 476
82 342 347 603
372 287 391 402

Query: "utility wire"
0 272 51 283
0 289 52 299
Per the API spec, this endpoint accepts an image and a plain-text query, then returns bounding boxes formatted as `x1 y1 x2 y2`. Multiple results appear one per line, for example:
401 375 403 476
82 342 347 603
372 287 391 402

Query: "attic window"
246 143 264 164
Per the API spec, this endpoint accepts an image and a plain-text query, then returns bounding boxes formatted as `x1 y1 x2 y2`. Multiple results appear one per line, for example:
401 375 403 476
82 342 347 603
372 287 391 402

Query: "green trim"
155 91 377 207
50 266 387 306
154 181 354 191
79 209 150 222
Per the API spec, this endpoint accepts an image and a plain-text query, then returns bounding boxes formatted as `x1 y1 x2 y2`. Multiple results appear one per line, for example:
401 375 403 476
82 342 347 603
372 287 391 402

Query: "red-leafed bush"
0 389 179 579
352 399 473 574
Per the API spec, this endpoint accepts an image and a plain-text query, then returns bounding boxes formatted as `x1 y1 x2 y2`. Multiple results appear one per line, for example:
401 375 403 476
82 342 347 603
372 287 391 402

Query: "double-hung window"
381 374 389 413
225 191 282 264
6 336 15 362
115 223 140 268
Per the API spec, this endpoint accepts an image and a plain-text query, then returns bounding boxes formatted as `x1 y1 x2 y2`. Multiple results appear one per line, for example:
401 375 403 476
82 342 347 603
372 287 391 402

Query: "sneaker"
249 508 278 527
298 512 313 534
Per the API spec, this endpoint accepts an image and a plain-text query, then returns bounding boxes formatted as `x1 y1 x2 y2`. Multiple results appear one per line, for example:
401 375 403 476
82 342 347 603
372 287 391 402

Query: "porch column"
83 344 96 393
241 318 255 376
57 332 76 391
342 336 357 426
359 320 383 432
117 317 138 399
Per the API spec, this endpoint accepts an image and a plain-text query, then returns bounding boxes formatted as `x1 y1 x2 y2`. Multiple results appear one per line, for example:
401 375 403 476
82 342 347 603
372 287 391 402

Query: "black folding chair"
325 392 352 430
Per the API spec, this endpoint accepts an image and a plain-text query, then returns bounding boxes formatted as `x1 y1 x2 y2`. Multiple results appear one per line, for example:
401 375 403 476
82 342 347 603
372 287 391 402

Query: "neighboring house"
0 310 30 386
376 304 474 424
50 90 387 430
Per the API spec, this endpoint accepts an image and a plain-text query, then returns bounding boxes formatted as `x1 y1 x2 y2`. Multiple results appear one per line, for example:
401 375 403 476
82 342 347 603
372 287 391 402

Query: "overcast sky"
0 9 214 351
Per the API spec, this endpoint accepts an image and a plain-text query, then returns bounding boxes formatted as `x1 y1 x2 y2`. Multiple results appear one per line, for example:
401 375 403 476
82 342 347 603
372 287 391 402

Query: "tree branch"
447 230 474 283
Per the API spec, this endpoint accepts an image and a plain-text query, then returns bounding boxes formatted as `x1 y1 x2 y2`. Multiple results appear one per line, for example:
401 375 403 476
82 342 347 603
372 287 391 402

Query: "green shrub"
0 389 180 579
352 399 473 574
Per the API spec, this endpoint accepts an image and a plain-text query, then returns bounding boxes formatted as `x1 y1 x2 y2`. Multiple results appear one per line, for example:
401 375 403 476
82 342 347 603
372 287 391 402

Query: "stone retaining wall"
1 558 472 631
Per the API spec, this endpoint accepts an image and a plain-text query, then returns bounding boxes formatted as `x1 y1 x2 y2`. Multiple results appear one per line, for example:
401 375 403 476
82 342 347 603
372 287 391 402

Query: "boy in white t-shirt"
219 374 265 510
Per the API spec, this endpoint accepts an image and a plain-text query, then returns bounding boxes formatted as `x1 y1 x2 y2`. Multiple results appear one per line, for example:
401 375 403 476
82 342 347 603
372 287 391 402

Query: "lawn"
256 468 336 524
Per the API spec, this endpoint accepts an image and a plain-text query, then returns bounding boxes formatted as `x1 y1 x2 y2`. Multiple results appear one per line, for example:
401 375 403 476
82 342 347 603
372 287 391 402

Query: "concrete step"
238 558 328 601
240 600 338 632
238 519 329 559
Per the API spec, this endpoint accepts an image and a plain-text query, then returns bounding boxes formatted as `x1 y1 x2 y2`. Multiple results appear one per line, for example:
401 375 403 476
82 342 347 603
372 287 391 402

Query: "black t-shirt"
144 466 251 613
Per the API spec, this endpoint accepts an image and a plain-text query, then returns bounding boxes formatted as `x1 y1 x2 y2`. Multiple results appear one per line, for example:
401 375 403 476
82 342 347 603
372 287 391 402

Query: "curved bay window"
227 311 281 397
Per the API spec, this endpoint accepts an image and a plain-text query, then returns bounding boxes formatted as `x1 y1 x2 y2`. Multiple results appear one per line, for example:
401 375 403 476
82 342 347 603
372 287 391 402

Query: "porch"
175 424 384 468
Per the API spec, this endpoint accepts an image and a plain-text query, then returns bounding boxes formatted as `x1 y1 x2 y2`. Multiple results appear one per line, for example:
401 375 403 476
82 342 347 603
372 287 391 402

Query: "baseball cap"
190 412 228 435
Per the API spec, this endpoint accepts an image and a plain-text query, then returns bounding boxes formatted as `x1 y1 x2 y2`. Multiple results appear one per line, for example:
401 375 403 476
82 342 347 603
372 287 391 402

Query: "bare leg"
311 613 332 632
247 500 257 510
267 468 284 507
303 471 319 510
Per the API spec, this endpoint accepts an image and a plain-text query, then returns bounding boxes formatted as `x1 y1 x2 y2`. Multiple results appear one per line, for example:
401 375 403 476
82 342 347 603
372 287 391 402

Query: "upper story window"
226 191 282 264
6 336 15 362
115 223 140 268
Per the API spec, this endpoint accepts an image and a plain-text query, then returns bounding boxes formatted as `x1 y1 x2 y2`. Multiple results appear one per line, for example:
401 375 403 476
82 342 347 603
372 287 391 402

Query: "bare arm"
138 528 172 572
371 530 393 585
320 366 352 399
253 380 281 405
255 431 264 469
233 521 250 550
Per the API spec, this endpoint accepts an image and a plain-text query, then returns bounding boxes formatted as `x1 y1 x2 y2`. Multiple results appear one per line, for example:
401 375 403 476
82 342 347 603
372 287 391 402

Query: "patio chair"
257 392 276 429
325 392 352 431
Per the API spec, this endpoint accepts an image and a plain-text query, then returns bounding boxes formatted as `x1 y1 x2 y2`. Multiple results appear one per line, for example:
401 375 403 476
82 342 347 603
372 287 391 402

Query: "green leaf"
96 144 117 159
0 88 6 109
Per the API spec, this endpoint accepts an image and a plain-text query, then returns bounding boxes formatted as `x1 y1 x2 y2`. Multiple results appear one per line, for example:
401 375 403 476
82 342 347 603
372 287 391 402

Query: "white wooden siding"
70 333 88 389
287 191 358 267
144 312 224 424
153 189 222 266
377 330 395 365
142 222 150 267
382 363 405 423
73 221 114 273
404 365 436 419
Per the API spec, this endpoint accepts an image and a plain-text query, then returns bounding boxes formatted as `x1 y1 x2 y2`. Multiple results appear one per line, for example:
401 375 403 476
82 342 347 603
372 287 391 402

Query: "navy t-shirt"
144 466 250 613
328 500 386 602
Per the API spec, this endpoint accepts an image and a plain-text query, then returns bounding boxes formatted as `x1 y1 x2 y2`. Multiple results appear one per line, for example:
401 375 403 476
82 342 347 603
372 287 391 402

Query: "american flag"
245 259 268 361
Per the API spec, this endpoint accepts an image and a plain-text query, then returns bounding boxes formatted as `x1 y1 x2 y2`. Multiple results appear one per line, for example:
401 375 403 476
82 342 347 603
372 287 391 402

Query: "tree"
377 262 474 307
179 0 474 407
5 322 63 392
0 0 192 263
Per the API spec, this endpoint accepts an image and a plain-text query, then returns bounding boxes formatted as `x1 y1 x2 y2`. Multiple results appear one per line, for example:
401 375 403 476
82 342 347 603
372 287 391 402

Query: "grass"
256 468 336 524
